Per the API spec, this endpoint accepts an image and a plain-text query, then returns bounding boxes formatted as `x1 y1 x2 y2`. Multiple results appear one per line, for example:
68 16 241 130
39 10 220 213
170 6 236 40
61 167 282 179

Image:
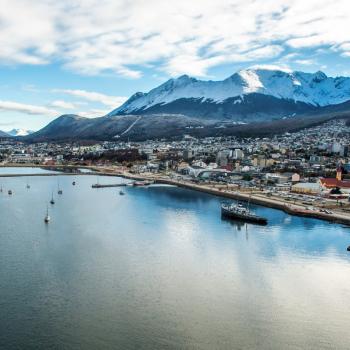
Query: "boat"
221 202 267 225
0 185 3 193
119 190 125 195
57 180 63 195
50 192 55 205
347 245 350 252
72 181 76 186
8 190 12 195
44 206 50 223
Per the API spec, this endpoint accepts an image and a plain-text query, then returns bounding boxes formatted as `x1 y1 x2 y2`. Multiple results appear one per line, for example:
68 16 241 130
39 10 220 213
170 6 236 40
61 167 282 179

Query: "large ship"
221 202 268 225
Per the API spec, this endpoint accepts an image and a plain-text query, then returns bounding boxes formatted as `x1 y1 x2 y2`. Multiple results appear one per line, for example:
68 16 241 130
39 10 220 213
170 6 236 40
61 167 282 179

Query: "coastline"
2 164 350 226
90 168 350 226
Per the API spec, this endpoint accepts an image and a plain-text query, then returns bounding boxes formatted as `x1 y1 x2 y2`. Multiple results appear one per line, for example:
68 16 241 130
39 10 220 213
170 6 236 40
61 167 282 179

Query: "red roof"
320 177 350 188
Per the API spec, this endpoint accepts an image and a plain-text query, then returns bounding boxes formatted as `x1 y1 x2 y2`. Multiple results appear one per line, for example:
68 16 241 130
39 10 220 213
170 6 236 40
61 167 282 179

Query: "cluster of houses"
2 119 350 199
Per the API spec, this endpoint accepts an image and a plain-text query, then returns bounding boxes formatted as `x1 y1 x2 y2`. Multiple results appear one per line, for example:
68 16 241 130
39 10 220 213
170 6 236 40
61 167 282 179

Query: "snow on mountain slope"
109 68 350 116
7 128 34 136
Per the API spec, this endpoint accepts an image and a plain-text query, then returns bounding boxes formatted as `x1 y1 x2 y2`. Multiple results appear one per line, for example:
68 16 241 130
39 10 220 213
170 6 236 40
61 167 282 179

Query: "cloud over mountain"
0 0 349 78
0 100 58 117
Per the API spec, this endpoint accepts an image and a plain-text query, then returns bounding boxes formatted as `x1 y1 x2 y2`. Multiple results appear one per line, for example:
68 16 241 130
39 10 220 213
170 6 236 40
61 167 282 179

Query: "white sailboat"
44 205 50 223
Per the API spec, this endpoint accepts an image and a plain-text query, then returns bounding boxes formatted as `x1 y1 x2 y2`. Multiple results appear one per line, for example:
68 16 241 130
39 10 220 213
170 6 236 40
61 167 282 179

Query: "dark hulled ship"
221 202 267 225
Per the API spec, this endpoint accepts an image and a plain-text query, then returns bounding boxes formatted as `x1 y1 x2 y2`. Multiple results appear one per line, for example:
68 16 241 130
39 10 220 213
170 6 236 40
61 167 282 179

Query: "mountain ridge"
109 68 350 118
26 100 350 142
26 68 350 141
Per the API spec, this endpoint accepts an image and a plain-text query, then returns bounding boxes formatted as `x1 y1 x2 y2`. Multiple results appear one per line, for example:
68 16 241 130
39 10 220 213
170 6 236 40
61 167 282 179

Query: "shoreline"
2 164 350 226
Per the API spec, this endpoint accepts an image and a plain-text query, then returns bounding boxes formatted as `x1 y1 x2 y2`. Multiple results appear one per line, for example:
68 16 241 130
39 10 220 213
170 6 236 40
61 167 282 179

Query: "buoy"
347 246 350 252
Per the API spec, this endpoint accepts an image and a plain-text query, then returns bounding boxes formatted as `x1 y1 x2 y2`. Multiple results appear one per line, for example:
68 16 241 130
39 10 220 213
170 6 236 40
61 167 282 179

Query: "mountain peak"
7 128 34 137
108 68 350 117
312 70 327 82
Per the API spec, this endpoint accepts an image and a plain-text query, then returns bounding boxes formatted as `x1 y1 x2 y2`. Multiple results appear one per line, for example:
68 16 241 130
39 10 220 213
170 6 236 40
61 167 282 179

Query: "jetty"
91 183 127 188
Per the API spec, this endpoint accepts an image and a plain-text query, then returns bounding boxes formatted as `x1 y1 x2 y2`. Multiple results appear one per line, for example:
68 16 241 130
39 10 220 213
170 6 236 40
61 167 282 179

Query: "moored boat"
44 206 50 223
50 191 55 205
57 180 63 195
221 202 267 225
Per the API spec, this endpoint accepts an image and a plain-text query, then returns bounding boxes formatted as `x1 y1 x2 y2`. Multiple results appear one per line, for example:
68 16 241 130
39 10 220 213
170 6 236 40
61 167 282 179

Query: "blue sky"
0 0 350 131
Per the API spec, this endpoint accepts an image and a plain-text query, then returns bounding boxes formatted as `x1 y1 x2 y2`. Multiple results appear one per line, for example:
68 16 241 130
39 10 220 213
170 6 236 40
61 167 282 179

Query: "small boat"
8 190 12 195
26 181 30 189
57 180 63 195
50 192 55 205
72 181 76 186
0 185 3 193
44 206 50 223
221 202 267 225
347 246 350 252
119 190 125 195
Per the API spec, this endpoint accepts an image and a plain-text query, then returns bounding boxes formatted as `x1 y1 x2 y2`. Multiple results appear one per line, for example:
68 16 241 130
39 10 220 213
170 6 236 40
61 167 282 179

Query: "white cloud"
54 89 127 109
50 100 77 109
0 100 58 116
248 64 292 72
78 109 110 118
0 0 349 77
294 59 316 66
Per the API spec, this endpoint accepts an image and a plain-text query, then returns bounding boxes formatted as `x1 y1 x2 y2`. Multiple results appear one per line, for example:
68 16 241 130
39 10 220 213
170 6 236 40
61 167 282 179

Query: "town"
2 119 350 222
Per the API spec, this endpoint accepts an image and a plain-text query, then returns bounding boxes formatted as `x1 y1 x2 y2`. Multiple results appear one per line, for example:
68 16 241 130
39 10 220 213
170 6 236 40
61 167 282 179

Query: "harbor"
1 171 350 350
3 164 350 226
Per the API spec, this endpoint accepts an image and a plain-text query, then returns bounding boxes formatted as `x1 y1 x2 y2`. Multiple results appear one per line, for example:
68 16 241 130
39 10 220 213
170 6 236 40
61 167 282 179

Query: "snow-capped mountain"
7 128 34 137
29 68 350 142
109 68 350 118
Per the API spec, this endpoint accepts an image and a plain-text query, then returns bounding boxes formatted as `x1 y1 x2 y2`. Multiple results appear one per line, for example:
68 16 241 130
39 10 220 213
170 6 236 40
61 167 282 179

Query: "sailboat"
0 184 3 193
57 179 63 195
44 205 50 223
50 191 55 205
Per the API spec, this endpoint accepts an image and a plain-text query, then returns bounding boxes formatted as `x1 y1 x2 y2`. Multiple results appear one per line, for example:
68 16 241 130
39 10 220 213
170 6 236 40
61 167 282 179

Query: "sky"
0 0 350 131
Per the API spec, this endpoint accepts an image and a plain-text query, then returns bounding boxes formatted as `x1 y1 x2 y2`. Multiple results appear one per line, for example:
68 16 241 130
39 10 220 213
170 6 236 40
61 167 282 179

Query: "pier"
91 183 127 188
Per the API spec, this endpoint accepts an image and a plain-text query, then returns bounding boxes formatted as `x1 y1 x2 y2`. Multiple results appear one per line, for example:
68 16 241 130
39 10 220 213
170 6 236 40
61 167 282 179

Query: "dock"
91 183 127 188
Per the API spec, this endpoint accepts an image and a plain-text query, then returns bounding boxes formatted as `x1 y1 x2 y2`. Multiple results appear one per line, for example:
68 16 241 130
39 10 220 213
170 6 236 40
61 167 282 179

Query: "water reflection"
1 175 350 349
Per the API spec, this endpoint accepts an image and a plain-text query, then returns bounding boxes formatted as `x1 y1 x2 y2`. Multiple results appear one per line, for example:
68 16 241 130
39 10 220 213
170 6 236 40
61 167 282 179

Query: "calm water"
1 173 350 349
0 167 58 175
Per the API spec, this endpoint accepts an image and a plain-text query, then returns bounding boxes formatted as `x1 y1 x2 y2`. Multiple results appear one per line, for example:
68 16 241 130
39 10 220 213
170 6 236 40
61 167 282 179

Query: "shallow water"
1 173 350 349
